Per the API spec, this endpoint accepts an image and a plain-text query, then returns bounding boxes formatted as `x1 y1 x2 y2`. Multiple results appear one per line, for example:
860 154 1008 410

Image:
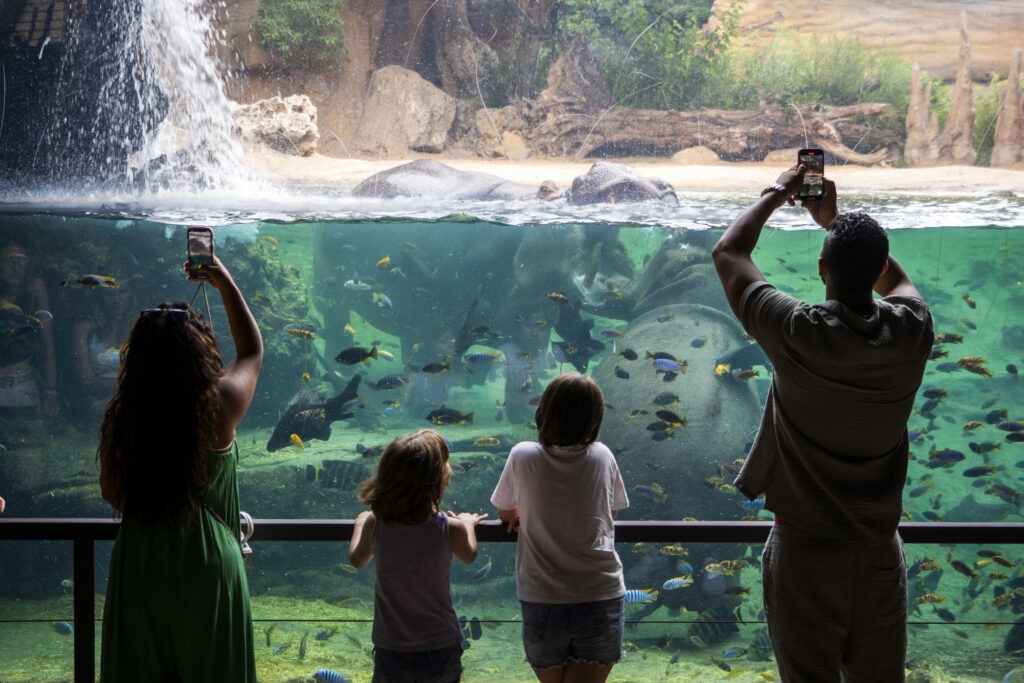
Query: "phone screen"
798 149 824 201
187 227 214 279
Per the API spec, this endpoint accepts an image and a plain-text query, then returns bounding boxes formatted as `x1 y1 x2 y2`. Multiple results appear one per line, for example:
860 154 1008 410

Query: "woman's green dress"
100 444 256 682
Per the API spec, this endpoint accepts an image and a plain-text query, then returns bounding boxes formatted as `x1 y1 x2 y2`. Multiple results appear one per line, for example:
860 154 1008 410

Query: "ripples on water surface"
2 182 1022 229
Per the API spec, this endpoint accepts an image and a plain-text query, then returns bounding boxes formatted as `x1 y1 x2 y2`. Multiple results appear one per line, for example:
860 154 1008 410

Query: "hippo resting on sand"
352 159 678 205
352 159 556 201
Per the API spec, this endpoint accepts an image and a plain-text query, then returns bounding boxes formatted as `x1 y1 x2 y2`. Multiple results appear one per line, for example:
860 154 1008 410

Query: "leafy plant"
547 0 740 110
973 75 1004 166
706 32 911 108
251 0 346 69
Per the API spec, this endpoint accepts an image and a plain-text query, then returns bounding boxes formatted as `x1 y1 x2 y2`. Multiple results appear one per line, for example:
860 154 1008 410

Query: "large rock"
235 94 320 156
905 63 941 166
474 105 531 159
539 34 613 110
352 65 456 157
592 303 764 521
617 231 730 320
934 12 977 165
992 49 1024 168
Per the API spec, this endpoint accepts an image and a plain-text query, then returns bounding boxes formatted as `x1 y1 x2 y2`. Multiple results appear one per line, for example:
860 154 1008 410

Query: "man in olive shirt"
712 166 934 682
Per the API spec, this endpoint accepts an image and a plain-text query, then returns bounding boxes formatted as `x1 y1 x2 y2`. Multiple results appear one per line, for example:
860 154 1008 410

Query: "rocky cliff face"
218 0 1023 159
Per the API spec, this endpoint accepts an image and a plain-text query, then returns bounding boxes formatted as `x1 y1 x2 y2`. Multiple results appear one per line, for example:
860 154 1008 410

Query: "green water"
1 211 1023 681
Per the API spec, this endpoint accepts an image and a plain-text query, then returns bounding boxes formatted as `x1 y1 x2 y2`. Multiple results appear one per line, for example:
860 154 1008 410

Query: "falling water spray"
43 0 245 193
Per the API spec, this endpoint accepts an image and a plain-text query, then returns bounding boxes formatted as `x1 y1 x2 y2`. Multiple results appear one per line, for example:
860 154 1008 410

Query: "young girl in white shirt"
491 373 629 683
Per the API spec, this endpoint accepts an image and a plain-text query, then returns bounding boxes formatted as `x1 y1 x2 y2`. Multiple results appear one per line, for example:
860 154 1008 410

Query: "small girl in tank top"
349 429 488 683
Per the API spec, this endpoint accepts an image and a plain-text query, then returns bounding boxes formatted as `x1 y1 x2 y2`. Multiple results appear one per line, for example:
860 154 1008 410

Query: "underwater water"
0 191 1023 681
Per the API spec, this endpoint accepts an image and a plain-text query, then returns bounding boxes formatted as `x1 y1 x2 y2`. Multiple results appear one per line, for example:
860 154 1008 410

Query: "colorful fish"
281 322 316 340
425 407 474 426
62 274 119 289
369 375 407 390
472 555 493 580
464 351 503 363
662 575 694 590
266 376 362 452
335 345 378 365
547 291 569 304
633 483 668 504
343 279 372 291
624 588 659 604
421 361 451 374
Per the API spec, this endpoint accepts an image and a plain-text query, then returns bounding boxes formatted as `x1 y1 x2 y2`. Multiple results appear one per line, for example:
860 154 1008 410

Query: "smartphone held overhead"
798 148 824 201
187 227 214 279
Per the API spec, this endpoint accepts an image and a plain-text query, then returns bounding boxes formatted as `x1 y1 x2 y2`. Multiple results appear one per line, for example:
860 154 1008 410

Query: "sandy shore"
244 149 1024 194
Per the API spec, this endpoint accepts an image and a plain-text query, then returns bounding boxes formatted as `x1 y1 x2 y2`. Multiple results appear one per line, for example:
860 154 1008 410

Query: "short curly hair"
821 211 889 293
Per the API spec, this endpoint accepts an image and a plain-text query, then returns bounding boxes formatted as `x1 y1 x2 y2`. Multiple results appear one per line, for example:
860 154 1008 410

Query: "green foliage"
548 0 740 109
973 75 1004 166
705 32 912 111
251 0 346 69
693 31 917 141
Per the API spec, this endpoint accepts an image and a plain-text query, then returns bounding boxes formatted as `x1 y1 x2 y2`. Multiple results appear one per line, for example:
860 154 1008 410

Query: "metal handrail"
6 517 1024 542
3 518 1024 682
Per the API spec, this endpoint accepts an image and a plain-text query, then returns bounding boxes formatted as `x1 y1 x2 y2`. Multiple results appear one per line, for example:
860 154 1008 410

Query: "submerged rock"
592 303 763 521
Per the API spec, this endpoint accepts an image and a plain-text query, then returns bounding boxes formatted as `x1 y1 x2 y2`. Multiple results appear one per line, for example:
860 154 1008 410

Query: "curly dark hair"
357 429 451 524
97 302 223 525
821 211 890 294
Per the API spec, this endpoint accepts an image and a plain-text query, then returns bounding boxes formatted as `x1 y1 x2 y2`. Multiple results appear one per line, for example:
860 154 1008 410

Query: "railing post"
73 537 96 682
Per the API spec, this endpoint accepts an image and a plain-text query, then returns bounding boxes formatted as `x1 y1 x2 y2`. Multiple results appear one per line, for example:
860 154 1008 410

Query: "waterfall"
42 0 246 193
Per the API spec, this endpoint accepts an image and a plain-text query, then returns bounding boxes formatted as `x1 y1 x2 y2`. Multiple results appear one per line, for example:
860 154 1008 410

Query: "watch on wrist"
760 183 787 197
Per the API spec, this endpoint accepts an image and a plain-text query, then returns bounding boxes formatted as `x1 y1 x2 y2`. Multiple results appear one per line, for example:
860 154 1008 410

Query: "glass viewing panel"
0 217 1021 525
1 0 1024 681
5 541 1024 681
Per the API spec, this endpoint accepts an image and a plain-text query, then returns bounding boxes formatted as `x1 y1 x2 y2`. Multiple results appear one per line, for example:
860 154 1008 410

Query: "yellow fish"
301 372 311 382
376 255 390 268
376 348 395 361
344 323 356 337
263 235 279 246
63 274 119 289
290 433 305 450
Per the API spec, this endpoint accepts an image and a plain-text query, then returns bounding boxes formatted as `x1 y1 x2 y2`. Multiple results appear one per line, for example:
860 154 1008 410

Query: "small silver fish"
472 555 493 580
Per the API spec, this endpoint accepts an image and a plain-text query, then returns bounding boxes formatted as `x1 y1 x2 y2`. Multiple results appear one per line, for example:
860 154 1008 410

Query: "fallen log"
474 36 891 165
531 100 891 164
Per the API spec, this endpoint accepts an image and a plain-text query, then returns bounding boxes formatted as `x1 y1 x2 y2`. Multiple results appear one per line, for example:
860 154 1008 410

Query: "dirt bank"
245 149 1024 194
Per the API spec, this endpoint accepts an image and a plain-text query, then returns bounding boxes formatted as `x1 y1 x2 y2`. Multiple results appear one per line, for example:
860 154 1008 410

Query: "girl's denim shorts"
520 596 625 669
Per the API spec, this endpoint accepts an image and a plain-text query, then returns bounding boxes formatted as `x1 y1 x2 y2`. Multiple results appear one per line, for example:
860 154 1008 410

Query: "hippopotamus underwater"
352 159 677 205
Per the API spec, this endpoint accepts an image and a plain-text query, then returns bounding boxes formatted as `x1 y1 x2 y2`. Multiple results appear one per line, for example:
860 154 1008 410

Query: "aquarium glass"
2 0 1024 680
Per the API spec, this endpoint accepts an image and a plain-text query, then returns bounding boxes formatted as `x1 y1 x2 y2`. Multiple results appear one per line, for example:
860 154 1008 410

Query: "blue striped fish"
624 588 659 604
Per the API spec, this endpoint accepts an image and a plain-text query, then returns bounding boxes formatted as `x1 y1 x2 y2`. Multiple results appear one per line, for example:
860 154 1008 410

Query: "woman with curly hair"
98 254 262 683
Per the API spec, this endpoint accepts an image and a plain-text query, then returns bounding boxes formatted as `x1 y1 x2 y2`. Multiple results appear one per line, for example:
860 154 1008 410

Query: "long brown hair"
535 372 604 448
97 302 223 524
356 429 451 524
